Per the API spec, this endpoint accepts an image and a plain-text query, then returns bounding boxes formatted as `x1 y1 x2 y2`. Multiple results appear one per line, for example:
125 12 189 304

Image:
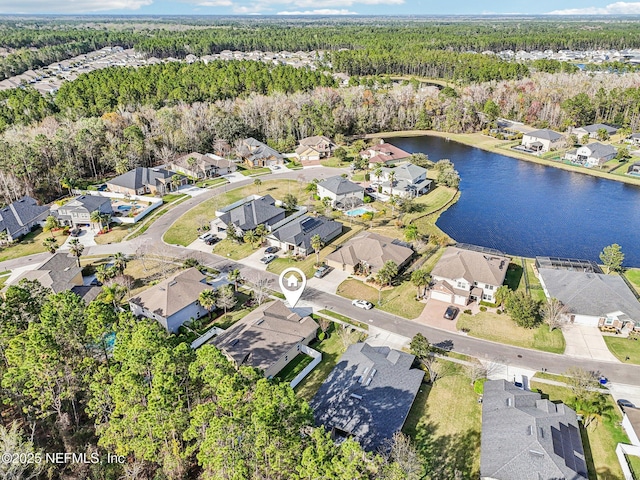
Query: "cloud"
548 2 640 14
291 0 402 5
277 8 357 13
0 0 152 13
194 0 233 5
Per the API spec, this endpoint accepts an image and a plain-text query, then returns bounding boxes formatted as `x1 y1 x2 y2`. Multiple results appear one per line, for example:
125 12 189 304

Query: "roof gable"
432 246 509 286
318 176 364 195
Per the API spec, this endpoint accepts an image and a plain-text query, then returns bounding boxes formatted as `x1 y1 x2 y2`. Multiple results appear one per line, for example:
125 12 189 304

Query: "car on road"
265 246 279 254
352 299 373 310
199 232 214 241
314 265 330 278
204 236 220 245
260 254 276 264
443 306 459 320
617 399 636 410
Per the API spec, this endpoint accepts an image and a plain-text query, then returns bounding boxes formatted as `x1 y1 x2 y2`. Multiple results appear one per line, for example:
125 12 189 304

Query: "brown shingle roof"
432 246 509 286
325 231 413 273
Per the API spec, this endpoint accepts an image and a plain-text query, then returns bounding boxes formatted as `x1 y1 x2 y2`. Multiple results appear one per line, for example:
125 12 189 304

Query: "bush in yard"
479 306 487 312
504 290 542 328
474 378 487 395
496 309 502 315
463 309 472 315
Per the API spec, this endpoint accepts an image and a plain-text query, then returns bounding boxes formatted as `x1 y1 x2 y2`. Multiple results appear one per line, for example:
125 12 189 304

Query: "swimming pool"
345 207 374 217
117 205 132 212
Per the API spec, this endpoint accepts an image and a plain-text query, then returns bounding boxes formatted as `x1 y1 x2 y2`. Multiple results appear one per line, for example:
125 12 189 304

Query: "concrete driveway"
307 268 351 294
241 248 271 271
414 298 457 332
562 324 619 362
59 227 96 251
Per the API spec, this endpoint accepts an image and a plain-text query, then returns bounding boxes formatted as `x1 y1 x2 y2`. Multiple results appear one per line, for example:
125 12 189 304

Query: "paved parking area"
59 227 96 251
414 298 458 332
241 248 271 271
562 324 619 362
307 268 350 294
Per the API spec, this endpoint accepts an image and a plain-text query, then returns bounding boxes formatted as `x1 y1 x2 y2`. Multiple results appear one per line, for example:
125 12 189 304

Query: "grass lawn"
0 227 53 262
295 324 346 401
625 269 640 294
196 178 228 188
351 172 366 182
411 190 460 239
602 336 640 364
211 239 256 260
195 291 255 331
530 381 627 480
320 157 351 168
239 167 271 176
532 371 573 384
405 186 458 223
336 278 426 319
457 311 566 354
160 193 188 203
274 353 313 383
318 309 369 330
504 261 524 290
94 225 131 245
164 179 304 246
123 258 182 297
403 360 481 479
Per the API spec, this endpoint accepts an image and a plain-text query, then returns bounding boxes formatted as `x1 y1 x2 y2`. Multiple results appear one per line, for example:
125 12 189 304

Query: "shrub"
474 378 487 395
496 309 502 315
364 173 370 181
463 309 472 315
318 332 326 341
479 306 487 312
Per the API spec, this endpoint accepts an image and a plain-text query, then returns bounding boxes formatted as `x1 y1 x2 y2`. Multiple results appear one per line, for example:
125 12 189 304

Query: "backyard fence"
289 345 322 389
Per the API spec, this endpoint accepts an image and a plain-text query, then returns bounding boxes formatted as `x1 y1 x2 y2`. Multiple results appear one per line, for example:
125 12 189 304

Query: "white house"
521 129 564 153
563 142 617 167
374 163 432 199
316 175 364 209
430 246 510 305
572 123 618 139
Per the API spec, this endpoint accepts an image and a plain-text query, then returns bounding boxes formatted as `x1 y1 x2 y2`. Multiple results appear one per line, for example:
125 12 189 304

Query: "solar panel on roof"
301 217 321 232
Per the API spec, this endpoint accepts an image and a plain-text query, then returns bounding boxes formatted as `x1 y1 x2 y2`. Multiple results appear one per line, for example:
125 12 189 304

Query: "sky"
4 0 640 17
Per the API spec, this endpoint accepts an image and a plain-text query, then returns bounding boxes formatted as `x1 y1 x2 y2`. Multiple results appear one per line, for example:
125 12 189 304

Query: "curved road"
11 167 639 386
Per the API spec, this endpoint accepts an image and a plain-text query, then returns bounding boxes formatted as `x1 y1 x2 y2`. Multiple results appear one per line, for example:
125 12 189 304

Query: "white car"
199 232 214 241
260 253 276 264
352 299 373 310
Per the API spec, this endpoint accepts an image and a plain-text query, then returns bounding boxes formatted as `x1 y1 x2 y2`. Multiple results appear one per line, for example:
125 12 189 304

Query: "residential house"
212 195 286 236
521 129 564 153
267 215 342 256
295 135 337 161
213 300 319 378
537 265 640 329
0 196 50 241
626 133 640 146
316 176 364 209
375 163 432 198
311 343 424 452
572 123 618 139
360 141 411 168
628 161 640 175
236 138 284 168
54 195 112 228
169 152 236 180
481 380 588 480
129 268 214 333
430 245 510 305
563 142 617 167
617 407 640 480
7 252 82 293
326 231 413 275
107 167 186 196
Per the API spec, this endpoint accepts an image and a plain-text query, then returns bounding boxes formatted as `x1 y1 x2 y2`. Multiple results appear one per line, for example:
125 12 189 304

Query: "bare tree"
386 432 423 480
317 316 331 335
543 297 569 332
252 275 273 305
565 367 599 399
466 360 487 386
338 325 358 350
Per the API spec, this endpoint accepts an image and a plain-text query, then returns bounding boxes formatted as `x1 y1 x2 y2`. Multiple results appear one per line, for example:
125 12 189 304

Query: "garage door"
431 291 453 303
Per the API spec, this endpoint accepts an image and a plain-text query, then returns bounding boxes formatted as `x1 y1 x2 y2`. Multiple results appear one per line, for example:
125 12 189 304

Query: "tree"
112 252 128 274
504 291 541 328
388 171 396 197
243 229 258 248
199 288 217 319
43 236 58 253
596 128 610 142
409 152 433 169
483 99 500 122
90 209 103 231
494 285 511 307
216 285 237 316
334 147 349 164
386 432 423 480
581 133 590 145
43 215 59 239
600 243 624 273
573 393 614 429
542 297 569 332
254 223 267 246
411 269 430 299
410 333 439 383
311 234 323 266
0 422 45 480
616 146 631 161
99 283 126 310
226 222 240 243
252 275 273 305
466 360 487 387
282 192 298 211
254 178 262 193
404 224 419 242
373 165 383 182
565 367 599 400
68 238 84 267
377 260 398 287
227 268 241 292
95 264 115 285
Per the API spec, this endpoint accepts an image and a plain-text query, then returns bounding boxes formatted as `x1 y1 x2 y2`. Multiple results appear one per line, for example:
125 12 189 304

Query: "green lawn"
160 193 188 203
196 178 228 188
211 239 256 260
274 353 313 383
94 225 131 245
457 311 566 354
411 189 460 239
164 179 303 246
318 309 369 330
403 361 481 479
530 382 627 480
405 186 458 223
0 227 53 262
603 336 640 364
294 324 346 401
239 167 271 176
320 157 351 168
336 278 426 319
625 269 640 294
504 262 524 290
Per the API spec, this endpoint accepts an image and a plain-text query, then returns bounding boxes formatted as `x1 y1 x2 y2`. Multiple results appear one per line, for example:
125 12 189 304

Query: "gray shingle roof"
0 196 49 238
318 176 364 195
68 195 111 212
581 142 617 159
107 167 175 191
10 253 81 293
218 195 285 231
481 380 587 480
325 231 413 273
527 129 564 141
538 268 640 322
578 123 618 134
237 138 283 162
311 343 424 452
270 215 342 252
381 163 428 182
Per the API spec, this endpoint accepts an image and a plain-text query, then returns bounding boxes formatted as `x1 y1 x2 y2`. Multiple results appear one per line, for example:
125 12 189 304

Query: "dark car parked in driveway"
204 236 220 245
444 306 459 320
265 246 279 254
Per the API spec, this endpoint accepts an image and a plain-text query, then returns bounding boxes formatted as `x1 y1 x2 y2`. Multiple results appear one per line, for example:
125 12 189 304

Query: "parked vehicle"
617 399 636 410
314 266 330 278
199 232 214 241
443 306 459 320
260 254 276 264
352 299 373 310
69 228 81 237
204 236 220 245
265 246 279 254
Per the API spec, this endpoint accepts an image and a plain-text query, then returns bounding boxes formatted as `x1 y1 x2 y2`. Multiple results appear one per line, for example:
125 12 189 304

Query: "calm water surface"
389 136 640 266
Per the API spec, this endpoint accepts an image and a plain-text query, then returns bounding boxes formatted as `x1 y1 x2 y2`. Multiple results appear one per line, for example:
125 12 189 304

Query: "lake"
388 135 640 266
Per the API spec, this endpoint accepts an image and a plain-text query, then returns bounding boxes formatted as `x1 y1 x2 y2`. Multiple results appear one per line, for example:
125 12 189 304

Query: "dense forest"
0 281 414 480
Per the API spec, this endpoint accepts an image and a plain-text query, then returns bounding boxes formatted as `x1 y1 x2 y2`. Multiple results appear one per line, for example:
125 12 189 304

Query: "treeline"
0 281 413 480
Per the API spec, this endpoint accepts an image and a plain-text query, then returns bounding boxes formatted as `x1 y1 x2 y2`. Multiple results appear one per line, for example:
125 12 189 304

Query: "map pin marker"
279 267 307 308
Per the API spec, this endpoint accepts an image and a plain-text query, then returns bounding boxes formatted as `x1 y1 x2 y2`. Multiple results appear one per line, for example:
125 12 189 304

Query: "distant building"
316 176 364 209
107 167 186 196
572 123 618 139
521 129 564 153
54 195 112 228
169 152 236 179
481 380 588 480
375 163 432 199
267 215 342 256
295 135 337 162
212 195 286 236
360 141 411 168
7 253 82 293
129 268 214 333
311 343 424 452
563 142 617 167
213 300 319 378
236 138 284 168
0 196 50 241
